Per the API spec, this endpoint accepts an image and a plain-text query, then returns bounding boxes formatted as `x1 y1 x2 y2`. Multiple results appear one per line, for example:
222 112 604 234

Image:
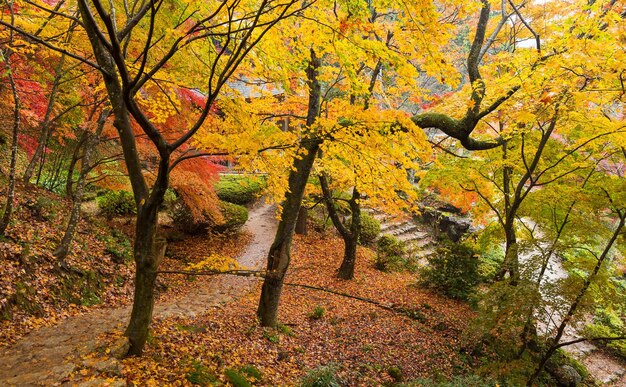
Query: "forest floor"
1 185 624 385
0 200 275 386
0 195 477 386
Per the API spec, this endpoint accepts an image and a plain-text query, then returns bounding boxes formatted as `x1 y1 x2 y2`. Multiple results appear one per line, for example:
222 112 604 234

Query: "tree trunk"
79 0 154 355
257 49 321 327
295 206 307 235
257 140 321 326
65 131 88 197
54 110 107 262
124 152 170 355
320 174 361 280
337 232 358 280
497 222 520 283
54 133 94 263
125 205 167 355
0 59 20 236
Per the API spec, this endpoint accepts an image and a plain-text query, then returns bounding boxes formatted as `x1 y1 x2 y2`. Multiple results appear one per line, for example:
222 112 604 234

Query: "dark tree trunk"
337 232 358 279
257 140 321 326
257 49 321 327
319 173 361 280
295 206 307 235
79 0 154 355
497 221 520 283
124 154 170 355
65 131 89 197
337 189 360 280
125 206 167 355
0 59 20 236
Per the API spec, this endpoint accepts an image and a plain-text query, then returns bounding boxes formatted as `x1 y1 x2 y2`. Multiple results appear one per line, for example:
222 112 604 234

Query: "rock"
553 365 582 387
109 337 129 359
85 358 122 377
418 206 471 242
49 363 79 379
437 203 462 214
438 215 470 242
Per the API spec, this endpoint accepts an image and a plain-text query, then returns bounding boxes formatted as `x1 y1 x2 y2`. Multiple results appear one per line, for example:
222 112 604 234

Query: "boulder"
553 365 583 387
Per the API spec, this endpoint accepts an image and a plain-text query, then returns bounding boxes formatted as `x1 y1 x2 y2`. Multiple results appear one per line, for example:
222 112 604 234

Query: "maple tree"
2 0 309 355
194 0 478 326
416 0 626 381
1 0 625 384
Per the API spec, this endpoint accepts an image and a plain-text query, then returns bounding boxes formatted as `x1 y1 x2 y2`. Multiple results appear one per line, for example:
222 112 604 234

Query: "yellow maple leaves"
186 253 242 272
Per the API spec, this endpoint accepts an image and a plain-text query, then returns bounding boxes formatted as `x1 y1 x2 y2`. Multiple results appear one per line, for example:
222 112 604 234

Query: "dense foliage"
96 191 136 218
0 0 625 384
420 241 480 300
215 175 264 206
358 212 381 245
374 235 408 273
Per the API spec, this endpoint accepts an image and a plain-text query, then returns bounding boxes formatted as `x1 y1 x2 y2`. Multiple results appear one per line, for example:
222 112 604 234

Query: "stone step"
372 213 389 222
404 233 434 246
390 223 419 236
380 220 412 234
398 231 430 243
412 246 437 258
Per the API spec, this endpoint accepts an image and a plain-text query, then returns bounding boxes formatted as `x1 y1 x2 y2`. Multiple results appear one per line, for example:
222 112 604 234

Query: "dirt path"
0 202 276 386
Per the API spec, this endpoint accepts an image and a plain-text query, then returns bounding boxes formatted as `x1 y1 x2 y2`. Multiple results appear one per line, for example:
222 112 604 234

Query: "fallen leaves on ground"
112 232 475 385
0 183 250 347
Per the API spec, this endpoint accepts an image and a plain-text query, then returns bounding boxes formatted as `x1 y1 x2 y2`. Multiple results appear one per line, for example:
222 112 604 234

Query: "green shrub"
359 212 381 245
215 175 264 205
262 330 280 343
308 205 334 232
477 245 504 282
387 366 403 382
239 365 263 381
186 360 217 386
309 305 326 320
420 241 479 300
168 198 247 234
215 201 248 233
375 235 407 272
161 188 177 211
583 308 626 358
224 368 251 387
300 364 342 387
97 190 136 218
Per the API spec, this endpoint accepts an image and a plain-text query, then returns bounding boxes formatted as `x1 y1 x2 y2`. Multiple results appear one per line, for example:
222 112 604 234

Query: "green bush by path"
375 235 408 272
215 175 264 205
420 240 480 300
359 212 381 245
97 190 136 218
215 201 249 233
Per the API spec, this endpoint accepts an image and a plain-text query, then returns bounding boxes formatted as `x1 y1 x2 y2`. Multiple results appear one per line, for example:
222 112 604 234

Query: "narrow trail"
0 202 276 386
